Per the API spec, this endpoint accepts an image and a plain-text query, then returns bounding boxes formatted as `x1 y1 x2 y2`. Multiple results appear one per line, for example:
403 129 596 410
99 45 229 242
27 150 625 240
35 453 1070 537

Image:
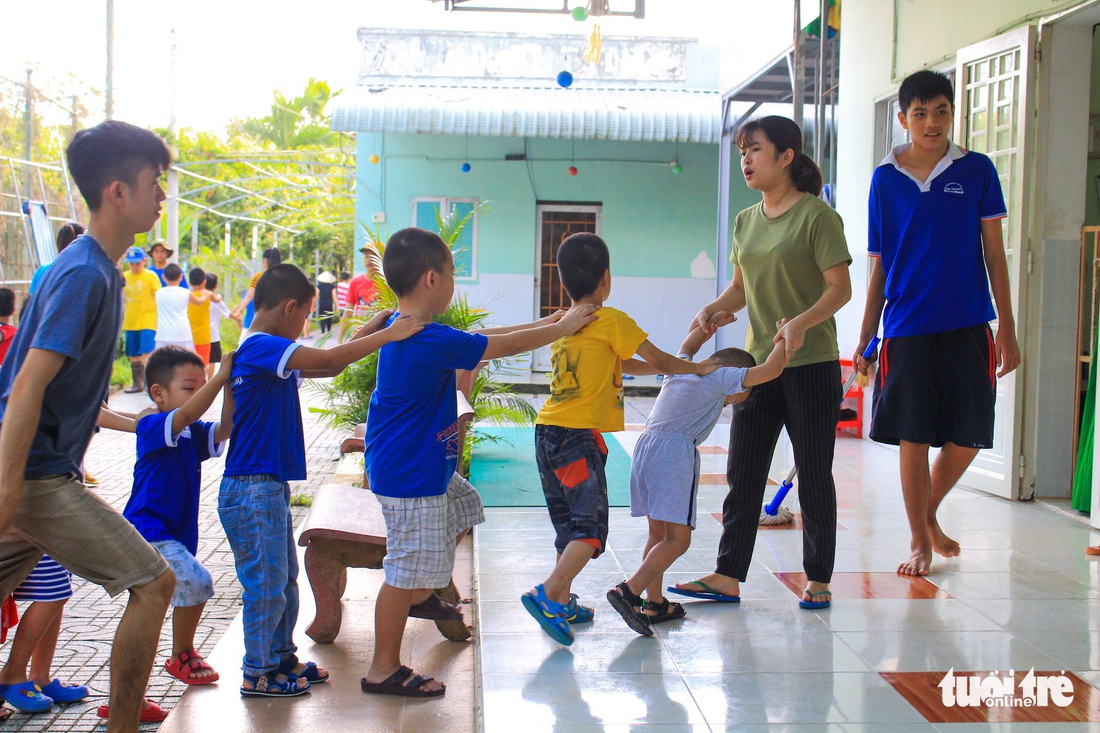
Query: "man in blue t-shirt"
218 263 423 699
0 120 177 729
124 346 234 687
359 227 596 699
854 71 1021 578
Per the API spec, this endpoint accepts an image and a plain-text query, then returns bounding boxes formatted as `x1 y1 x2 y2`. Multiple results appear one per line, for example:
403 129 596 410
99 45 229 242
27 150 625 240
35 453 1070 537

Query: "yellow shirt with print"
536 307 648 433
122 269 161 331
188 290 212 345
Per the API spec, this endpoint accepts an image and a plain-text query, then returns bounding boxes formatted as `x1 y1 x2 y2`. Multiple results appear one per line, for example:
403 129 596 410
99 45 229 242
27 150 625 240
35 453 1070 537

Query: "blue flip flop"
798 589 832 610
666 581 740 603
521 584 574 646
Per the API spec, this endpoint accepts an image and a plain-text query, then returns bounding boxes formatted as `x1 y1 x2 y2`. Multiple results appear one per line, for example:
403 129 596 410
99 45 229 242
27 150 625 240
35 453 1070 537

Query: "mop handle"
763 335 880 516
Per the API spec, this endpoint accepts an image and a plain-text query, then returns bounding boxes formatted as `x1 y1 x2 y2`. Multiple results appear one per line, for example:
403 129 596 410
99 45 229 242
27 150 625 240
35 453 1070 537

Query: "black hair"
899 70 954 114
0 288 15 318
735 115 823 197
204 272 218 290
262 247 282 266
254 263 314 311
188 267 206 287
339 271 350 281
56 222 84 253
65 120 171 211
145 345 204 396
710 347 756 369
556 232 609 301
382 227 451 297
163 263 182 282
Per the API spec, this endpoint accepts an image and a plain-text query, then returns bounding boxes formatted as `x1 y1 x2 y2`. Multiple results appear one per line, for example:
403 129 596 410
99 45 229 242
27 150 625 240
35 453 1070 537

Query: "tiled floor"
476 423 1100 732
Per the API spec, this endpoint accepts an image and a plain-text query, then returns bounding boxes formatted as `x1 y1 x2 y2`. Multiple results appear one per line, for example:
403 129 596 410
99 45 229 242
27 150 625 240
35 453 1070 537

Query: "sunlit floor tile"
931 571 1098 601
837 629 1062 672
776 571 951 601
817 598 1004 633
659 631 873 674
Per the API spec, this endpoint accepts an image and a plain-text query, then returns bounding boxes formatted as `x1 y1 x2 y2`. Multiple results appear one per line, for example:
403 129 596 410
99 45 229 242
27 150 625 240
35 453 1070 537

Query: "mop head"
759 505 794 525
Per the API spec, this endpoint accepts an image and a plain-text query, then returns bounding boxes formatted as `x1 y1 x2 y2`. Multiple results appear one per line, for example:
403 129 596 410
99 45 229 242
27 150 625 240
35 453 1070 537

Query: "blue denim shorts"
534 424 610 557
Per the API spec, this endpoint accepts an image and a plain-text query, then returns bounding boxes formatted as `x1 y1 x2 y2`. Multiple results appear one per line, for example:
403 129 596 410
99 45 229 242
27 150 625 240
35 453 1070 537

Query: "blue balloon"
461 162 471 173
557 71 574 88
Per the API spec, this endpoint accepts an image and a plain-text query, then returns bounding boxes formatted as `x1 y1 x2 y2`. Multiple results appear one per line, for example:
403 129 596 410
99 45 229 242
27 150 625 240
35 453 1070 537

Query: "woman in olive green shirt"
672 116 851 609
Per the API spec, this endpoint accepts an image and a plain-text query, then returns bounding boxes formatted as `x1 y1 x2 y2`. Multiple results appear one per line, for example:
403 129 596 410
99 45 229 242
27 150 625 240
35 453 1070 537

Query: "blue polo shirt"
869 142 1007 338
224 332 306 481
125 410 223 554
365 321 487 499
0 235 122 479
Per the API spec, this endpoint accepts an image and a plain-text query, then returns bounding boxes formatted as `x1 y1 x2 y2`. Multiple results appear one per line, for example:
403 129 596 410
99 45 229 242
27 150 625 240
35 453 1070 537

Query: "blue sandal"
521 584 574 646
0 681 53 713
799 589 832 610
240 671 311 698
564 593 594 624
278 658 329 684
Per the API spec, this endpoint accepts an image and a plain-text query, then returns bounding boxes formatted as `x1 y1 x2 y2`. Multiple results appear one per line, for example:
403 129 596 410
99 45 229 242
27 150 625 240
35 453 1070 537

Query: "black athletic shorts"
869 323 996 449
209 341 222 364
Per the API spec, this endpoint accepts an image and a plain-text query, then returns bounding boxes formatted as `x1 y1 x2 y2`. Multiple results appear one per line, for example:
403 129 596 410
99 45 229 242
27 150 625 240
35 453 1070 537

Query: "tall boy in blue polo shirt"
360 227 596 699
125 346 234 687
854 70 1021 577
219 263 423 699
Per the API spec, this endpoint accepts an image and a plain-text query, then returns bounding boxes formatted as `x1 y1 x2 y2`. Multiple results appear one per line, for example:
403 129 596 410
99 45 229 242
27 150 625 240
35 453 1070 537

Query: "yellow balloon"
369 154 380 164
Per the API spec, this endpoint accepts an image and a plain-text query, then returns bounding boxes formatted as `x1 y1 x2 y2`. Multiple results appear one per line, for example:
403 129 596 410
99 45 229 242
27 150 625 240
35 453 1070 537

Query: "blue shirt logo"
944 182 965 195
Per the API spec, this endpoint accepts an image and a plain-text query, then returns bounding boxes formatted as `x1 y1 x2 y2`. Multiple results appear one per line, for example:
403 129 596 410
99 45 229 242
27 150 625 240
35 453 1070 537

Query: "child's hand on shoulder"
558 303 599 333
385 313 425 341
694 358 719 376
541 309 567 325
357 307 395 337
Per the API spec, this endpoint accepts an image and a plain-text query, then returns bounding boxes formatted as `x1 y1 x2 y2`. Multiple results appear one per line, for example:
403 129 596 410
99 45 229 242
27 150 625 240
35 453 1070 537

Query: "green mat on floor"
468 427 631 507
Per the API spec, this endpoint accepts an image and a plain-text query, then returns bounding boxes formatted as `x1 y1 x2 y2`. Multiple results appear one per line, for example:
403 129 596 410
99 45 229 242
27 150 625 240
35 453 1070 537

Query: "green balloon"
571 6 588 20
671 163 683 174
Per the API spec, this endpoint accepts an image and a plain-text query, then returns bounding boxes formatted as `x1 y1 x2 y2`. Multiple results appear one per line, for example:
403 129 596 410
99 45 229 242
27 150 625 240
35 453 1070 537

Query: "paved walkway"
0 356 345 732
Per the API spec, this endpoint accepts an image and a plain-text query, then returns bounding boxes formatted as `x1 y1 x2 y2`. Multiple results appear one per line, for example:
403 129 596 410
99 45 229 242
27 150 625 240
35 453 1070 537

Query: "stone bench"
298 391 475 644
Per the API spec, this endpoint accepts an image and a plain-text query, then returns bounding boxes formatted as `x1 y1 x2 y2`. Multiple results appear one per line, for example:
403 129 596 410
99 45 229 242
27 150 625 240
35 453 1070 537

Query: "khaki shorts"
0 475 169 598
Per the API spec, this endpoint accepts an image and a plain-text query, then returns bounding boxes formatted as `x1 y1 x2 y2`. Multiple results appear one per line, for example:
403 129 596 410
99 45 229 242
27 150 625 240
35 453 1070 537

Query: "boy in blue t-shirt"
219 263 423 699
124 346 234 688
360 227 597 699
854 70 1021 577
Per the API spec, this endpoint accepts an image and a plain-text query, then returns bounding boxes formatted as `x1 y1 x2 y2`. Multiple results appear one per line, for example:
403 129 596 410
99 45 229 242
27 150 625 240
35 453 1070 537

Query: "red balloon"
568 166 578 176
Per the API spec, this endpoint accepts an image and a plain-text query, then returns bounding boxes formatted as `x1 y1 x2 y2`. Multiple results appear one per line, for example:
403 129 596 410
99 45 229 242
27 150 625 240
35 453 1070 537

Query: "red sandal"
165 649 220 685
96 697 170 722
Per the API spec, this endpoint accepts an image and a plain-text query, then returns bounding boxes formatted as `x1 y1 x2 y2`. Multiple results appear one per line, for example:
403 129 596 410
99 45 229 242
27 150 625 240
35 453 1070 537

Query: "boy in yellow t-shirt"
522 232 716 646
122 246 162 393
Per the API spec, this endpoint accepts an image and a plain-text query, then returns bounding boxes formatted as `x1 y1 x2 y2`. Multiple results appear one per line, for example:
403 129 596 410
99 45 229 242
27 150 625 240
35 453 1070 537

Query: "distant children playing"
155 264 207 352
607 330 787 635
522 232 716 647
220 263 423 698
122 247 161 393
361 227 597 698
123 346 234 687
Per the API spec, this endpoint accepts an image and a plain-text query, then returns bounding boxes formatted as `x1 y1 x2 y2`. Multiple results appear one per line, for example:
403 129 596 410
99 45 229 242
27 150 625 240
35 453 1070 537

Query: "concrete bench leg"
433 577 472 642
304 545 345 643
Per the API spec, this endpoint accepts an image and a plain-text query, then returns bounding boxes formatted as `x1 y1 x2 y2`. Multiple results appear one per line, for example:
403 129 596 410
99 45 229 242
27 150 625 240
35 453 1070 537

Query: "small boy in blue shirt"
220 263 423 699
360 227 597 699
124 346 234 687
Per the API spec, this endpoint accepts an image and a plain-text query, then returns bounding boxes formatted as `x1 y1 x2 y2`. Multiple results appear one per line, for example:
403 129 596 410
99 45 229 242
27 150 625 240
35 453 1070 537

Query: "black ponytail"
734 116 823 196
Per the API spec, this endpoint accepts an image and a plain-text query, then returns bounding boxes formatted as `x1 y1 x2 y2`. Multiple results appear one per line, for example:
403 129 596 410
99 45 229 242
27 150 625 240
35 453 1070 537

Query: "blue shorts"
124 329 155 357
534 425 610 557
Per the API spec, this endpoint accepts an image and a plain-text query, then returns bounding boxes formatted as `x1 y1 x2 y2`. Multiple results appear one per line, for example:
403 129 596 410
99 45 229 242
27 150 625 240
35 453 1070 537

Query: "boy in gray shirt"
606 324 788 635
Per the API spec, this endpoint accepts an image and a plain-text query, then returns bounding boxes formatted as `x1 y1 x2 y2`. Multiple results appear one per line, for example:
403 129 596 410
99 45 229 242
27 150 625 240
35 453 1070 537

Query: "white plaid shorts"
377 472 485 590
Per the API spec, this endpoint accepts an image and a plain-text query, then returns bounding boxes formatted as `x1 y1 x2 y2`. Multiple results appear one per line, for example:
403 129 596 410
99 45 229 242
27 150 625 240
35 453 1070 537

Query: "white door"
532 204 602 371
952 26 1036 499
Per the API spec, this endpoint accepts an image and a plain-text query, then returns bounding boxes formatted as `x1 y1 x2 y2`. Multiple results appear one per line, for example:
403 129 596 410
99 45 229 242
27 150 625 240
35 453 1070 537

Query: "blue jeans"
218 475 298 677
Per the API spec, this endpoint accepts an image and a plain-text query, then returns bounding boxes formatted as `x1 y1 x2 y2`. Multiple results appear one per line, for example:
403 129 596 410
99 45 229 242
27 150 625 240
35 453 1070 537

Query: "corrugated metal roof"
331 86 721 144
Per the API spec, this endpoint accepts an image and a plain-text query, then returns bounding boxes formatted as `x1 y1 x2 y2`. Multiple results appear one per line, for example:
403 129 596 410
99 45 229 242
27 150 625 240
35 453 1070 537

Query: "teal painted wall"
1087 28 1100 227
354 133 758 280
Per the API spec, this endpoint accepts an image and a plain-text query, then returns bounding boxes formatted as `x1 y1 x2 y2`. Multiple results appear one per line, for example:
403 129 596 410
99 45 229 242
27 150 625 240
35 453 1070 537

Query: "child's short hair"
163 263 183 282
204 272 218 290
710 347 755 369
556 232 609 301
0 288 15 318
188 267 206 287
56 222 84 253
254 264 314 311
66 121 171 211
899 70 954 114
383 227 451 297
339 271 350 281
262 247 283 266
145 345 204 395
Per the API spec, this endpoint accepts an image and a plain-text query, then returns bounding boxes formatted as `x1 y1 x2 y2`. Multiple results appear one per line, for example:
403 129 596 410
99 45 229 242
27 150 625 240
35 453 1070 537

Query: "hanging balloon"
571 6 588 20
369 154 380 164
671 162 683 174
568 166 578 176
557 71 574 88
461 162 471 173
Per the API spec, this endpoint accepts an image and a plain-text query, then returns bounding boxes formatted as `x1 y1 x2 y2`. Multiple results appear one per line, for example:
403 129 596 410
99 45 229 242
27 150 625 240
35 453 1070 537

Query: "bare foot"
930 520 960 557
898 548 932 576
673 573 740 598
